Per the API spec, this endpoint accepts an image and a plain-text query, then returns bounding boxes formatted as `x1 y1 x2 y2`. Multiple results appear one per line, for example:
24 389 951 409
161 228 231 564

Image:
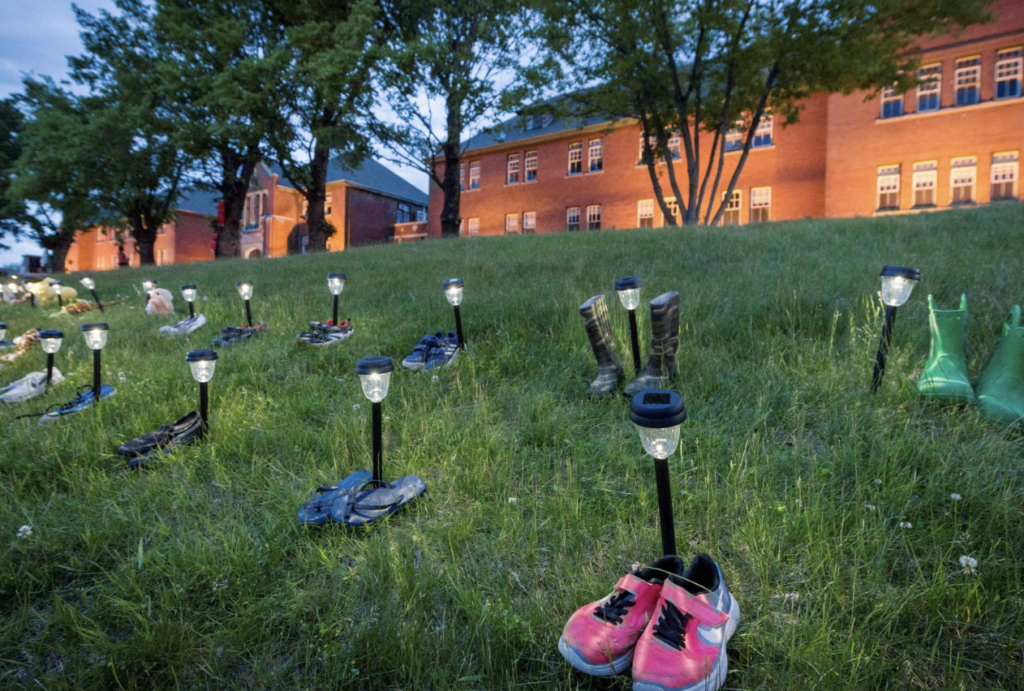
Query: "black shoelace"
14 385 94 421
652 600 693 650
593 590 636 625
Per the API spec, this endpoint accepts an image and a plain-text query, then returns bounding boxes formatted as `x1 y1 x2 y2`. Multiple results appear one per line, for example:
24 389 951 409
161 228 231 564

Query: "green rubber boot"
918 294 975 402
977 305 1024 426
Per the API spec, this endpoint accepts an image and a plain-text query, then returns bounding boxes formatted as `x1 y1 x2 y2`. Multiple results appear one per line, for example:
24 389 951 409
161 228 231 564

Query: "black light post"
142 279 156 307
872 265 921 393
236 281 254 327
186 349 218 436
25 282 35 307
181 285 197 319
630 389 687 556
327 273 345 324
81 323 109 401
443 278 465 349
356 356 394 482
0 322 5 343
616 276 643 374
79 275 104 313
52 280 63 309
39 330 63 387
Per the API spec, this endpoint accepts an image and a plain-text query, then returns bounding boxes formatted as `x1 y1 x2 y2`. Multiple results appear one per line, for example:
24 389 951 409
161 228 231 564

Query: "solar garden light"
142 279 156 306
356 356 393 482
236 280 254 327
872 265 921 393
181 285 197 318
79 275 104 313
443 278 466 349
0 322 5 341
630 389 687 557
81 323 109 401
52 280 63 309
39 329 63 387
186 349 217 436
327 273 345 324
26 282 35 307
616 276 643 373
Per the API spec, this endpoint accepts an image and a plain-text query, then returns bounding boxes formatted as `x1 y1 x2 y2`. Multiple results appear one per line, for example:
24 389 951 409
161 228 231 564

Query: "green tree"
265 0 379 253
542 0 992 226
0 97 28 250
376 0 541 238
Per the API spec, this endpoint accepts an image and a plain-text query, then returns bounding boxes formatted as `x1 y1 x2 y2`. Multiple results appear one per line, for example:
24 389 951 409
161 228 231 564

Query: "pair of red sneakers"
558 554 739 691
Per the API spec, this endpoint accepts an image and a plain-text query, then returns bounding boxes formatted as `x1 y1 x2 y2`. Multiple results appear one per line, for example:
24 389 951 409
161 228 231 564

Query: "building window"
753 114 772 148
96 229 106 243
588 139 603 172
663 198 680 225
917 64 941 111
566 206 580 231
586 204 602 230
97 255 106 269
912 161 938 207
244 191 266 227
991 151 1019 200
667 133 681 160
950 157 977 204
877 164 901 210
523 212 536 233
397 203 412 223
325 193 332 215
638 199 654 228
954 57 981 106
301 199 308 219
722 190 741 225
460 164 465 191
469 161 480 190
523 113 551 131
996 48 1022 99
881 85 903 118
638 135 655 164
505 213 519 233
157 223 166 236
507 154 520 185
750 187 771 222
525 151 537 182
724 120 744 151
568 143 583 175
467 217 480 234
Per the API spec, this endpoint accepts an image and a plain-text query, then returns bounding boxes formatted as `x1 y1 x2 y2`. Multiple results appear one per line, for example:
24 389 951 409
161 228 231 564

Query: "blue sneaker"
38 384 116 424
402 335 434 370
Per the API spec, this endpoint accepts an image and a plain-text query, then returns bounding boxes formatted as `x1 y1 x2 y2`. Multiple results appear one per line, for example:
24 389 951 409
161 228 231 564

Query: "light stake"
39 329 63 387
630 389 687 556
327 273 345 325
52 280 63 309
79 275 104 313
236 281 254 327
0 322 5 342
616 276 643 374
872 265 921 392
356 356 394 482
181 285 197 319
443 278 466 349
81 323 109 401
186 349 218 436
142 279 156 306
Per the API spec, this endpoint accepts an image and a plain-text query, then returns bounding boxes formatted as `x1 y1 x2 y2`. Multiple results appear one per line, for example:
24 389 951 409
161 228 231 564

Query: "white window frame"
637 199 654 227
950 157 977 204
586 204 601 230
991 152 1019 200
996 48 1023 99
753 114 773 148
568 143 583 175
667 133 680 160
881 85 903 118
724 120 744 151
722 190 742 225
588 139 603 172
954 56 981 106
523 211 536 232
524 151 537 182
459 163 466 191
566 206 580 231
505 213 519 233
638 135 656 164
912 161 938 207
661 198 680 226
467 217 480 234
506 154 520 185
877 164 901 210
750 187 771 222
917 64 942 111
469 161 480 190
97 255 106 269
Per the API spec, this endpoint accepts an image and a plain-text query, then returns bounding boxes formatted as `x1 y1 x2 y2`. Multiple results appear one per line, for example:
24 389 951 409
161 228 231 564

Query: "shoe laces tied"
593 589 636 625
652 600 693 650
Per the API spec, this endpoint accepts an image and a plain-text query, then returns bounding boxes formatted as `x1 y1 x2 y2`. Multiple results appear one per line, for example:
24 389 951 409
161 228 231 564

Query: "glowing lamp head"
443 278 464 306
615 276 643 310
51 280 62 296
236 281 253 300
39 329 63 354
6 282 16 293
630 390 687 460
879 266 921 307
327 272 346 296
356 356 394 403
186 349 218 383
81 323 109 350
80 275 96 290
142 279 156 293
181 285 197 303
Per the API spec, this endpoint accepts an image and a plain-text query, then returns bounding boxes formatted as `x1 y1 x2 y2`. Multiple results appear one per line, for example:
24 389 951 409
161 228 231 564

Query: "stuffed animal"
0 329 39 363
146 288 175 316
28 277 78 305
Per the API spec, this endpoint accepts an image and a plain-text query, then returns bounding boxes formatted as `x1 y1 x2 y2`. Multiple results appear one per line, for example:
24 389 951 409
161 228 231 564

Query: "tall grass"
2 203 1023 689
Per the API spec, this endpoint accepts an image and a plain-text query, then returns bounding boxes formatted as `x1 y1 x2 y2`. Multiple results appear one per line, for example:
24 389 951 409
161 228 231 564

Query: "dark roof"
268 158 428 206
462 112 612 153
175 187 220 216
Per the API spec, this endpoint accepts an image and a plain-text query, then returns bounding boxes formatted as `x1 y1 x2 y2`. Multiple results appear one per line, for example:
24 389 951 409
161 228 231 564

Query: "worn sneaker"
160 313 207 335
0 369 64 403
213 322 268 347
402 335 434 369
631 554 740 691
37 384 116 424
120 411 203 469
558 556 682 676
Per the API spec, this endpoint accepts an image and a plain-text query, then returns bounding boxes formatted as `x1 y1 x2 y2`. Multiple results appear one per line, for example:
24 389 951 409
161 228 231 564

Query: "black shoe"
120 411 202 464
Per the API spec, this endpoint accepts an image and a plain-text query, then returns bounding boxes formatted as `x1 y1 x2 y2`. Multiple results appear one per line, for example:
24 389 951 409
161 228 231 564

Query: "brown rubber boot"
579 295 624 396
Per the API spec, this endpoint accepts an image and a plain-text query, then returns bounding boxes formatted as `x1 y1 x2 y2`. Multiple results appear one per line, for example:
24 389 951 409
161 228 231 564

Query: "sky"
0 0 431 266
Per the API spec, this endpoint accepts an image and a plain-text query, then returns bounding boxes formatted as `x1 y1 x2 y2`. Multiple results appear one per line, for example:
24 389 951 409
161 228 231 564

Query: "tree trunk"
440 93 462 238
132 216 157 265
304 145 334 252
50 240 70 274
44 223 76 273
215 148 257 259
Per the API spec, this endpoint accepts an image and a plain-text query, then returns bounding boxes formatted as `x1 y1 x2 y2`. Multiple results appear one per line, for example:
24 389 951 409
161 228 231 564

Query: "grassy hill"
2 203 1023 689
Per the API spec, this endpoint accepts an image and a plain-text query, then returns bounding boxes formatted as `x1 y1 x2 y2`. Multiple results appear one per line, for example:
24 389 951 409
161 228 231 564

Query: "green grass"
2 203 1024 689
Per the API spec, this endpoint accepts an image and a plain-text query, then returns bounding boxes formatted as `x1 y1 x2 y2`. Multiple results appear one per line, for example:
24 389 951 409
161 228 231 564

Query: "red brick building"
68 158 428 271
427 0 1022 236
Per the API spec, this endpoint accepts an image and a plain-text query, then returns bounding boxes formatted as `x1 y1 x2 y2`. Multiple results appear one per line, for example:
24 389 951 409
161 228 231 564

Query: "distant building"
427 0 1022 236
66 158 428 271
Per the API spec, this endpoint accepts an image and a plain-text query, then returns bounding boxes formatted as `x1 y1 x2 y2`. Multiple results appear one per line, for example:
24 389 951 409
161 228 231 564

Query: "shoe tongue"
634 555 685 584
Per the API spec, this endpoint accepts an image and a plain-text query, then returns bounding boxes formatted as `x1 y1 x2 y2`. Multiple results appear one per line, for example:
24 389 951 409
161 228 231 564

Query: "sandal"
330 474 426 528
298 470 373 525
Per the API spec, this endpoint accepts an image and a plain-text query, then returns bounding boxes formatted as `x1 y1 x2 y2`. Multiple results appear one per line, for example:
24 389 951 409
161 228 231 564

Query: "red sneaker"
559 556 683 676
631 554 740 691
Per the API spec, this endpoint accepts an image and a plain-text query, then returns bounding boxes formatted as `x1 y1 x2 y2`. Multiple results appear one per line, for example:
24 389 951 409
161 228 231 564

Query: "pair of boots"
919 295 1024 425
578 292 679 396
